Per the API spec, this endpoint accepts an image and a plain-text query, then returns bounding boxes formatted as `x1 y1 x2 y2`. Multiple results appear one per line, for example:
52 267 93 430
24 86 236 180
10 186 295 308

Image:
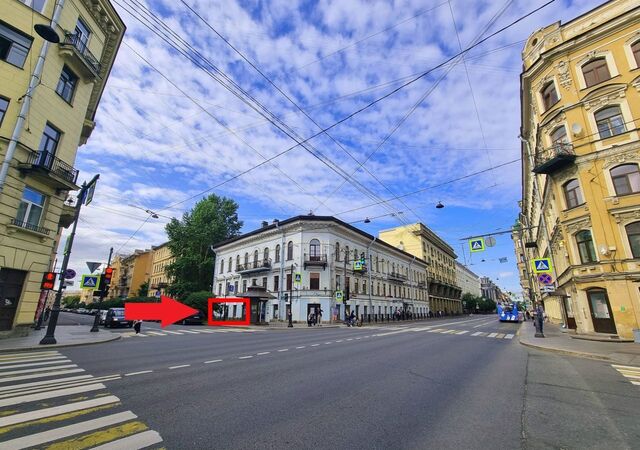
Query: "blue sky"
64 0 605 294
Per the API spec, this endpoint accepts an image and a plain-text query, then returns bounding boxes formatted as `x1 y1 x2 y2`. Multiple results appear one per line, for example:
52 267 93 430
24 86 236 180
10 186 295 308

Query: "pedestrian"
133 320 142 334
43 306 51 322
317 307 323 326
307 311 314 327
349 310 356 327
535 302 545 334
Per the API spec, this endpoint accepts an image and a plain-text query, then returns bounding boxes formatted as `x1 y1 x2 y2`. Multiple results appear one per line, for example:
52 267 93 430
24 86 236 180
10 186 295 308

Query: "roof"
213 215 428 264
378 222 457 257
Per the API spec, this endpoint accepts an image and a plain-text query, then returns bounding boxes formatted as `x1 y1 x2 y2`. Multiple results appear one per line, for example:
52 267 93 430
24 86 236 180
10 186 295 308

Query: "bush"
183 291 214 314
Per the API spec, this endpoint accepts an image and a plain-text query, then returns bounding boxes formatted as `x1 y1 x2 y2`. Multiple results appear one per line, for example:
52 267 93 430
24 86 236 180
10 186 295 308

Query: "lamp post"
90 247 113 332
288 264 293 327
40 175 99 345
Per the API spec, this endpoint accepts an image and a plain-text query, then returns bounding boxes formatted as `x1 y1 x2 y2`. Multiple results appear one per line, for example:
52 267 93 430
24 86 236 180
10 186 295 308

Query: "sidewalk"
0 326 121 353
518 320 640 365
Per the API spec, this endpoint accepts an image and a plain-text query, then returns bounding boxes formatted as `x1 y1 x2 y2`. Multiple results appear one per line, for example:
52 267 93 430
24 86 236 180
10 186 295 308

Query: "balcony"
388 272 408 282
533 143 576 175
58 33 101 78
417 280 426 288
237 259 271 274
18 151 79 191
7 218 52 240
304 253 328 269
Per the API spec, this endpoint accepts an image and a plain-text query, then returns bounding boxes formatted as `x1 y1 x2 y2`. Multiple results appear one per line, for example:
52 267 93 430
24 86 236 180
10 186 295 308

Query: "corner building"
212 216 430 324
518 0 640 338
0 0 124 335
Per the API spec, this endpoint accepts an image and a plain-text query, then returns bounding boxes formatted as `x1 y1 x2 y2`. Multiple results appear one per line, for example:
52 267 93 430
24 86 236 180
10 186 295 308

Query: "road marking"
124 371 153 377
346 338 353 341
0 375 119 399
428 329 446 333
178 330 200 334
0 395 120 427
0 364 78 377
441 330 456 334
0 359 72 370
296 346 306 349
204 359 223 364
0 351 60 361
487 333 498 338
160 330 183 335
0 355 67 366
0 368 85 384
471 332 482 336
612 364 640 371
145 331 167 336
456 330 469 335
238 356 253 359
0 410 137 449
133 333 148 337
311 344 320 347
632 381 640 386
505 334 515 339
168 365 190 370
496 333 506 339
90 430 163 450
197 329 216 333
257 352 270 355
473 321 493 328
0 375 93 393
0 383 105 407
355 337 361 340
475 332 488 337
277 349 289 352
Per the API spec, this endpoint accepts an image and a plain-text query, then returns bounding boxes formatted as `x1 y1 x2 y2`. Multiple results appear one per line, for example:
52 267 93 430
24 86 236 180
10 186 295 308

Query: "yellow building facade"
150 242 174 296
0 0 124 335
379 223 463 315
109 250 152 298
519 0 640 338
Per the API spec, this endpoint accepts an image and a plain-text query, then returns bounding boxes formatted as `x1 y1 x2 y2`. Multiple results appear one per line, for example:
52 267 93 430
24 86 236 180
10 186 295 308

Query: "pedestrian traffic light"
40 272 56 290
103 267 113 285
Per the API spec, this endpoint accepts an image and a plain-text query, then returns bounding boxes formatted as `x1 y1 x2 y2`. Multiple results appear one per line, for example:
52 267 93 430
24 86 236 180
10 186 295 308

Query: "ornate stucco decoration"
541 111 566 135
602 150 640 169
610 207 640 225
553 164 578 185
632 75 640 92
563 216 591 235
555 60 572 90
583 87 626 111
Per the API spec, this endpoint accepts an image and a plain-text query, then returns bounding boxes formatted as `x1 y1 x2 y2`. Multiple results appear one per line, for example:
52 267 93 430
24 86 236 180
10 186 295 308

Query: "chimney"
261 221 269 228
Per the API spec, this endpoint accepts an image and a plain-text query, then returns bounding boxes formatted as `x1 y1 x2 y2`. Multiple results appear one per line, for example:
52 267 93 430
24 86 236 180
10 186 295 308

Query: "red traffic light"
103 267 113 284
41 272 56 290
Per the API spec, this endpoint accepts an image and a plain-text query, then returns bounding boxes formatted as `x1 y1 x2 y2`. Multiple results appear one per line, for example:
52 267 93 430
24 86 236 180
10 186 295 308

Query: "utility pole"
288 264 293 327
90 247 113 332
40 174 99 345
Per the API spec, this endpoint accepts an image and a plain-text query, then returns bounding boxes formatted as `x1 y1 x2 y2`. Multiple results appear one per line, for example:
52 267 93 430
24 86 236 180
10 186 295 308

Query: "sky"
61 0 605 294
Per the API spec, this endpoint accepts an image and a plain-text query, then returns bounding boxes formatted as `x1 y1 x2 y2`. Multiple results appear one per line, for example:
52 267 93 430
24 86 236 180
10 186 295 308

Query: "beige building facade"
0 0 124 335
150 242 174 296
455 262 481 298
518 0 640 338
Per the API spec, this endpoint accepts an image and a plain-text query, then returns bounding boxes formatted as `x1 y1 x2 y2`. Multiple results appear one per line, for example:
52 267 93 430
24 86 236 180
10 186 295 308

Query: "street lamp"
34 24 60 43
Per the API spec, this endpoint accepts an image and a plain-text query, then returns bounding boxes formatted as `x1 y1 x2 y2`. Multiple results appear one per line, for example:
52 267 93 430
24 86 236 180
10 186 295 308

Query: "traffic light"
103 267 113 285
40 272 56 290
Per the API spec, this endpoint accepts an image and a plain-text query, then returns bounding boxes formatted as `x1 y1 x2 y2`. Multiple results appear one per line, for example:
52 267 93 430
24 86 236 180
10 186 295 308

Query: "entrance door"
586 289 616 334
563 296 576 330
0 269 27 331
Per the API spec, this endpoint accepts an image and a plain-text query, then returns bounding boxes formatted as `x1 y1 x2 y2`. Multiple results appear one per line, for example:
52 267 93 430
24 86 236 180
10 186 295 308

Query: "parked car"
104 308 133 328
181 311 206 325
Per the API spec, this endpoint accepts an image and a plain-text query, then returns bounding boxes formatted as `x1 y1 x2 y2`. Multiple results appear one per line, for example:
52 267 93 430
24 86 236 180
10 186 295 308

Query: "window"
563 179 584 209
219 259 224 274
344 246 349 263
310 273 320 290
18 0 47 13
74 18 91 52
625 222 640 258
576 230 597 264
287 241 293 260
56 66 77 103
275 245 280 263
541 81 558 110
228 257 232 272
253 250 259 265
263 247 269 262
309 239 320 260
236 255 240 270
595 106 626 139
16 186 45 227
633 41 640 67
234 281 238 293
335 242 340 261
38 123 61 157
244 253 249 266
353 249 358 260
582 58 610 87
286 273 292 291
551 126 568 145
0 21 32 68
274 275 279 291
611 164 640 196
262 277 267 289
0 96 8 127
242 280 247 293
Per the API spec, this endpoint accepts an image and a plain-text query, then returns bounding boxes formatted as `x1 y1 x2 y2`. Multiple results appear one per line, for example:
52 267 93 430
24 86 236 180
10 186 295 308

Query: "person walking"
133 320 142 334
349 310 356 327
317 307 323 326
307 311 314 327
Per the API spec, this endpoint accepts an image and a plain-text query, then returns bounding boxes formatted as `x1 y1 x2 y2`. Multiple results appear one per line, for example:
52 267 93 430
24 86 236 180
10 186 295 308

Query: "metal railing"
388 271 408 281
534 142 575 170
24 151 79 184
10 218 51 235
304 253 328 263
237 259 271 272
62 33 101 74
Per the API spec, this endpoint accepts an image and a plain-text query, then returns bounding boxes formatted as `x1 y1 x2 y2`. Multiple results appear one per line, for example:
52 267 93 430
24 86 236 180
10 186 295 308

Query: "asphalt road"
2 316 638 449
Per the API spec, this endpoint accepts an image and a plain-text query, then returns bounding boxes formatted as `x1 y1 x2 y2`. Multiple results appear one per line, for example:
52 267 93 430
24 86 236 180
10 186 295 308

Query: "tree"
165 194 242 299
63 295 81 309
136 280 150 298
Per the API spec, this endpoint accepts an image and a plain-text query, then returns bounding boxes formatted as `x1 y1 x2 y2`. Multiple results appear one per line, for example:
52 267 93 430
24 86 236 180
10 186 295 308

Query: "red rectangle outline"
208 297 250 326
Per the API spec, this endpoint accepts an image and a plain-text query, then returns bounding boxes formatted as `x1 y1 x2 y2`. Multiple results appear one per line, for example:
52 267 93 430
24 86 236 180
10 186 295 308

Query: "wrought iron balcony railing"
237 259 271 272
60 33 101 75
533 142 575 175
10 218 51 235
388 271 408 282
23 151 79 185
304 253 328 269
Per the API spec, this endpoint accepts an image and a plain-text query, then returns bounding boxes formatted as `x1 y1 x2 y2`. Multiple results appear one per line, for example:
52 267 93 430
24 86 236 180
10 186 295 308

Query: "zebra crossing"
611 364 640 387
364 325 515 340
0 350 163 449
121 326 261 339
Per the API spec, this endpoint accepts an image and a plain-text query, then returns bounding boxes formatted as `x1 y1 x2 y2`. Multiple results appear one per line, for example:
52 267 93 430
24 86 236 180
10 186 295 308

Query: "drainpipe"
367 237 376 319
0 0 66 194
408 255 416 316
275 221 285 321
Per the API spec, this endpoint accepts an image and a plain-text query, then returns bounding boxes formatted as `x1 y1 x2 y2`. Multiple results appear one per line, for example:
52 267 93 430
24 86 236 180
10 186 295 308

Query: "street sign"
469 238 485 253
532 258 552 274
294 272 301 284
155 290 161 298
63 269 76 280
485 236 496 247
86 262 101 273
353 260 363 271
538 273 553 285
228 284 235 293
335 290 343 301
84 181 96 205
80 275 100 290
540 285 555 293
63 279 74 287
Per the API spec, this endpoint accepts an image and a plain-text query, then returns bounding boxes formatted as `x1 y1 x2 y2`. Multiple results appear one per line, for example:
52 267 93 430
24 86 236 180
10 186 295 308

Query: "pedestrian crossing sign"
469 238 485 253
294 272 302 285
335 290 343 301
532 258 552 274
80 275 100 289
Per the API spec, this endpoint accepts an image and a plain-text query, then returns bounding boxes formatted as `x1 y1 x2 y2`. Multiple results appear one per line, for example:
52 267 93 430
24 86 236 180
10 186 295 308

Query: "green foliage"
183 291 214 314
461 294 497 313
62 295 81 308
165 194 242 298
136 281 150 298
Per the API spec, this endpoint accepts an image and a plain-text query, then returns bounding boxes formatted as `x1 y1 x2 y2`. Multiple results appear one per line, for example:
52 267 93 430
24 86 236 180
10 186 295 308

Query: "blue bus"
497 303 520 323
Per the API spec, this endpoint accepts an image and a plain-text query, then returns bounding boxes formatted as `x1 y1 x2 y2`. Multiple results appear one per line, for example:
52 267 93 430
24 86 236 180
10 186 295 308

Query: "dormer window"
582 58 610 87
541 81 558 111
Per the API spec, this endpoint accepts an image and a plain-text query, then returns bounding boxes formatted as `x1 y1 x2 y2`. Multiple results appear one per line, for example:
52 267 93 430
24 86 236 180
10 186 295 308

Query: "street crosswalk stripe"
496 333 505 339
0 383 105 407
428 329 446 333
488 333 498 338
0 355 67 366
0 364 77 377
505 334 515 339
441 330 456 334
90 429 163 450
475 332 487 337
196 329 216 333
160 330 183 335
0 368 85 384
0 395 119 427
145 332 166 336
632 381 640 386
0 359 71 370
0 351 60 361
178 330 200 334
44 420 148 450
471 332 482 336
134 333 148 337
611 364 640 371
0 375 120 399
456 330 469 335
0 411 137 449
0 375 92 393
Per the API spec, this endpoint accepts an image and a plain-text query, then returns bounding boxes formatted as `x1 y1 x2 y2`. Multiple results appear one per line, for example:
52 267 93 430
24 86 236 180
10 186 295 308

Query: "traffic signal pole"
91 247 113 332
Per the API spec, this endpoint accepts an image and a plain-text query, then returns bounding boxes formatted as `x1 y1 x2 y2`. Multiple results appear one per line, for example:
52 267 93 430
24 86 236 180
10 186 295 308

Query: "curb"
0 334 121 354
518 338 611 362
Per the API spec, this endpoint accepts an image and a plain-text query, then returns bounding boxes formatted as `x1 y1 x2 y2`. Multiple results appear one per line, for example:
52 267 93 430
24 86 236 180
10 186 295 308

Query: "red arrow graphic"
125 296 199 327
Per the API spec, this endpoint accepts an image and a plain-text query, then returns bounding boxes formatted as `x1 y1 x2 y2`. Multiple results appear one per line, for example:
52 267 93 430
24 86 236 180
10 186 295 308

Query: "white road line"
0 410 136 449
487 333 498 338
324 342 332 345
0 351 60 361
355 337 361 340
197 329 217 333
238 356 253 359
90 430 163 450
0 395 120 427
612 364 640 371
311 344 320 347
473 321 493 328
441 330 456 334
0 383 105 407
0 375 118 399
0 355 67 366
124 371 153 377
0 364 78 377
277 349 289 352
335 340 344 343
296 346 306 349
0 375 92 393
471 332 483 336
505 334 515 339
160 330 183 335
456 330 469 335
145 331 167 336
257 352 270 355
346 339 353 341
0 368 85 384
134 333 148 337
631 380 640 386
620 373 640 380
428 329 445 333
204 359 223 364
0 359 72 370
178 330 201 334
168 365 190 370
